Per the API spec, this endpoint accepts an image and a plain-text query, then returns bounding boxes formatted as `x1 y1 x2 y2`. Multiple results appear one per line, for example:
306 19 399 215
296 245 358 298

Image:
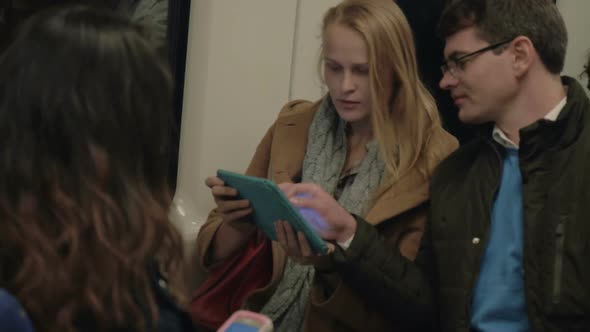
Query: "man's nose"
439 71 459 90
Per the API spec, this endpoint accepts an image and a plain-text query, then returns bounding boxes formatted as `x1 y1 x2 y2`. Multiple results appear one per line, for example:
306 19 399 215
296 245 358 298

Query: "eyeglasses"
441 38 515 78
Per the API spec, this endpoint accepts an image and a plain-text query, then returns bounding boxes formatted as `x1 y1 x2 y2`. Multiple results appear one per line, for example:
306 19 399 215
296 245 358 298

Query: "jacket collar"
519 77 588 162
476 77 588 160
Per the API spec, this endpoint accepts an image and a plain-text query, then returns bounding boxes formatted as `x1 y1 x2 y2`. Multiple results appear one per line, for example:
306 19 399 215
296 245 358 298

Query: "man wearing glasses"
429 0 590 331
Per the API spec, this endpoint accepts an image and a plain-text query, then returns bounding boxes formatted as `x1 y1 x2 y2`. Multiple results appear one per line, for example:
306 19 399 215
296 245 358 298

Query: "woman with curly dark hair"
0 5 193 332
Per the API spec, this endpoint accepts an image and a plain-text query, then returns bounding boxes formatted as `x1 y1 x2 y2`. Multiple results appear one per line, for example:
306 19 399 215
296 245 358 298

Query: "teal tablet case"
217 169 329 254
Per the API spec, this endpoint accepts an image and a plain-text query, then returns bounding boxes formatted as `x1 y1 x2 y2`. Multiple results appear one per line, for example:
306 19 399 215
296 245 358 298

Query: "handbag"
189 231 272 330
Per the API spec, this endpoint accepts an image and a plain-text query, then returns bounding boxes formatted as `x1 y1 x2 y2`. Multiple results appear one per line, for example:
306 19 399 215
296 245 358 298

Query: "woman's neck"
347 117 373 143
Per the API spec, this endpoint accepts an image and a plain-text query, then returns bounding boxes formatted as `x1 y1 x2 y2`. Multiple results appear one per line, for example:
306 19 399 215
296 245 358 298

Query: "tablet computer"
217 169 328 254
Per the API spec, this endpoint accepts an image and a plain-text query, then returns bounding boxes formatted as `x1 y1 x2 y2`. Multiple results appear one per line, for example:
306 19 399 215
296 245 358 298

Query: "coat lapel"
268 100 319 183
365 169 430 225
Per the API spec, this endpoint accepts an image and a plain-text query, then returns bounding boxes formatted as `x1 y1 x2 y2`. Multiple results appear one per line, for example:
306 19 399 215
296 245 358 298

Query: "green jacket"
331 77 590 332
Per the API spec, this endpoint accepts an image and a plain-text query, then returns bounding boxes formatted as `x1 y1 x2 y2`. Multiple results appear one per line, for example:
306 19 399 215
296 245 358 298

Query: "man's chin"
457 108 487 125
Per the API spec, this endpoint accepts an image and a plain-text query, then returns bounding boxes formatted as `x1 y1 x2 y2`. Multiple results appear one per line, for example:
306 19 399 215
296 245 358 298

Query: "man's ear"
511 36 535 77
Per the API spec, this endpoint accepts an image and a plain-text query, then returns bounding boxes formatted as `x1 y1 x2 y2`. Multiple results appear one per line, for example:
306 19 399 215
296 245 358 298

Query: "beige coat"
196 99 458 331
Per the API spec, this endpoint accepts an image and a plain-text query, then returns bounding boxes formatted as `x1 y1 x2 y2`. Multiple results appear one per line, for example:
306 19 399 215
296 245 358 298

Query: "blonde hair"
321 0 442 187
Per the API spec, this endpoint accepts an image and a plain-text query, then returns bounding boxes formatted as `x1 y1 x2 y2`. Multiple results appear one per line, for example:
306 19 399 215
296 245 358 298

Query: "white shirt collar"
492 97 567 149
544 97 567 121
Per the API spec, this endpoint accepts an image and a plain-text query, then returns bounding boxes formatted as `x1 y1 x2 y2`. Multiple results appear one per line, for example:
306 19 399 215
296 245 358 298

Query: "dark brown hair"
0 5 183 332
439 0 567 74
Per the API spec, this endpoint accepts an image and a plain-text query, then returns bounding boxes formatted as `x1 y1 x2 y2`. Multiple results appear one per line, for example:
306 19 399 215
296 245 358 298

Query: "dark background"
397 0 474 145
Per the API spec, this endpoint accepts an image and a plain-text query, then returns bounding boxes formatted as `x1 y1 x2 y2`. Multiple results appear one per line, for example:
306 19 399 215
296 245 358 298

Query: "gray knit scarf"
258 97 385 331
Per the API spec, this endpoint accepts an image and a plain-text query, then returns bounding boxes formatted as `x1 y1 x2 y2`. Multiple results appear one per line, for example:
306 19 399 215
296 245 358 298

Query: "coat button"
158 279 167 289
472 237 480 245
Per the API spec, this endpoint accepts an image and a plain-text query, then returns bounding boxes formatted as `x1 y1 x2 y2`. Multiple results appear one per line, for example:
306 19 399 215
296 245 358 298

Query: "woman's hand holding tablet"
216 169 329 254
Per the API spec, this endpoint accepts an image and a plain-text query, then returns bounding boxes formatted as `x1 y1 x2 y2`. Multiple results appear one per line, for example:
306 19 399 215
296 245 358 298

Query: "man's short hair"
439 0 567 74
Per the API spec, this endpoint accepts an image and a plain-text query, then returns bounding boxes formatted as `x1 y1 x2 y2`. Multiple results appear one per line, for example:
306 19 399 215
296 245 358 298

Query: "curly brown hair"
0 5 183 332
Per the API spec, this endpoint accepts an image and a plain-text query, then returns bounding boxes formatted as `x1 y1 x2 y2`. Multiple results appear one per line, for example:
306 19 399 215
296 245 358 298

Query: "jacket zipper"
465 140 503 321
552 221 565 304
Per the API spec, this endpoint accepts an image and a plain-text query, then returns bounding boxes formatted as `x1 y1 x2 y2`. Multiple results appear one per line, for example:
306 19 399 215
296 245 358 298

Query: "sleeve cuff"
337 233 355 250
332 214 374 264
